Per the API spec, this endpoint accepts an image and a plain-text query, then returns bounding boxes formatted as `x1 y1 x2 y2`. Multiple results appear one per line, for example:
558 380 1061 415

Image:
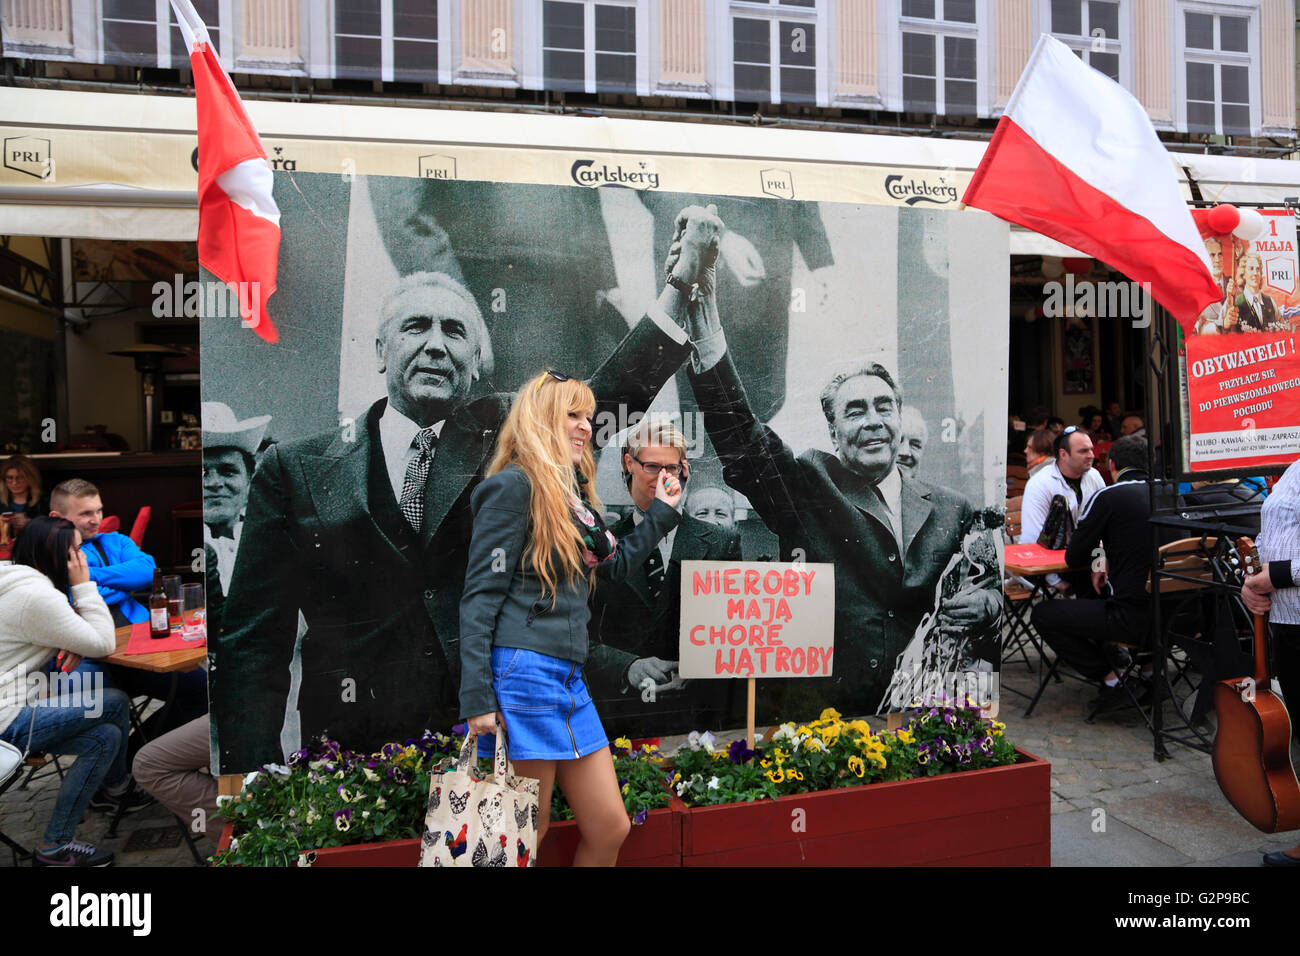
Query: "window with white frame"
542 1 637 93
102 0 224 68
169 0 221 70
1045 0 1123 82
730 1 818 105
334 0 438 83
899 0 978 115
101 0 160 66
1181 7 1252 135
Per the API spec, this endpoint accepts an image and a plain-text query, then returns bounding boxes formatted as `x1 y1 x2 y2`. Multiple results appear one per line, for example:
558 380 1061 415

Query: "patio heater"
109 344 185 451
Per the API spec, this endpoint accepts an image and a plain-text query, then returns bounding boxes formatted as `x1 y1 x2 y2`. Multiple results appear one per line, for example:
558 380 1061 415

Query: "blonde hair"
487 373 602 600
2 455 42 504
624 417 687 462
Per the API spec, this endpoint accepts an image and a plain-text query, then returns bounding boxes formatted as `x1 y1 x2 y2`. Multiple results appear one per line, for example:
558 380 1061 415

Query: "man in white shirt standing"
1018 426 1106 593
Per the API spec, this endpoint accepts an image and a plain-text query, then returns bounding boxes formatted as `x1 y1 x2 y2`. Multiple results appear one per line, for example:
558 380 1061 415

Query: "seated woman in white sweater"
0 516 135 866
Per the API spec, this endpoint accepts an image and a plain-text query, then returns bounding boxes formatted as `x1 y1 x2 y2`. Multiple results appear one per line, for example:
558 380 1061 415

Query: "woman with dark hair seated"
0 516 140 866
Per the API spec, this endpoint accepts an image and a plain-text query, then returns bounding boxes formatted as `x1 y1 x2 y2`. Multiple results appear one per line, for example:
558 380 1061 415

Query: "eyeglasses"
630 454 684 479
1062 425 1079 435
535 369 571 392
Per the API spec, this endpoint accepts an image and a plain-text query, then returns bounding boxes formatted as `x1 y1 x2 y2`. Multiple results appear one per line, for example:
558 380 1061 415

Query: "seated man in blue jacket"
49 479 208 770
50 479 155 626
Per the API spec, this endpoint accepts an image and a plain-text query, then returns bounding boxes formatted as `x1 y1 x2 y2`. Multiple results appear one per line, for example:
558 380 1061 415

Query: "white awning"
1 86 1294 247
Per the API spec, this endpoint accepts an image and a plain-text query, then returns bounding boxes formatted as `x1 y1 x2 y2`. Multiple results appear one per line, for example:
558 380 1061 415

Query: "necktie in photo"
644 544 666 601
399 426 439 533
872 483 901 547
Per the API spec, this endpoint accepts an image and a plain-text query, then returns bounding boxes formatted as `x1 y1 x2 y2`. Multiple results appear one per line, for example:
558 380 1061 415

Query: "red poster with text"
1185 209 1300 471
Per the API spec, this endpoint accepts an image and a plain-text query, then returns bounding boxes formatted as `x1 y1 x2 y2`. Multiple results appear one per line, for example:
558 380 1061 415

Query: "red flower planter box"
216 748 1048 867
216 803 685 867
678 748 1050 867
538 800 684 867
216 822 421 866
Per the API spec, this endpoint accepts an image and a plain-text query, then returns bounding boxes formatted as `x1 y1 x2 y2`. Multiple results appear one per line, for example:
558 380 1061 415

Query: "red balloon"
1206 204 1241 235
1062 257 1092 275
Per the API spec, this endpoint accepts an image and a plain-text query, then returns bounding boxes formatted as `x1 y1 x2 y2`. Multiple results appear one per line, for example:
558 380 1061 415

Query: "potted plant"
214 731 459 867
215 732 682 867
667 702 1050 867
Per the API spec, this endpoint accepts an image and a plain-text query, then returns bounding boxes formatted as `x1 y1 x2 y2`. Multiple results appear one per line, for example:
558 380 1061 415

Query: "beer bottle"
149 569 170 639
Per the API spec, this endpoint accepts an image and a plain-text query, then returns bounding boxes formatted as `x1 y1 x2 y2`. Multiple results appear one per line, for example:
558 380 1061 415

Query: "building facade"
3 0 1295 138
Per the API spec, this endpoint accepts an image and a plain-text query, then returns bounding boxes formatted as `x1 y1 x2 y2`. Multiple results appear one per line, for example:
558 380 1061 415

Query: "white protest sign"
678 560 835 679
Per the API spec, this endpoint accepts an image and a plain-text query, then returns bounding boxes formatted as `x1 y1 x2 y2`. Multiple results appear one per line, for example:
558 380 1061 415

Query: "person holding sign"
670 205 999 714
459 371 685 866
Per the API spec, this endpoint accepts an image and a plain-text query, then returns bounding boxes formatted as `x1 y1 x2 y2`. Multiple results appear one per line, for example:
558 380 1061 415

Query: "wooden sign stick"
747 677 756 750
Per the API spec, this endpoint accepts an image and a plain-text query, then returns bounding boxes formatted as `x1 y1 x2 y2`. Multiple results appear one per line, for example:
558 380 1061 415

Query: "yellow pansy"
847 720 871 736
896 729 915 744
621 783 630 795
796 725 812 737
847 756 866 778
765 768 785 783
804 738 823 752
786 769 804 781
613 736 632 750
760 759 772 769
819 707 842 721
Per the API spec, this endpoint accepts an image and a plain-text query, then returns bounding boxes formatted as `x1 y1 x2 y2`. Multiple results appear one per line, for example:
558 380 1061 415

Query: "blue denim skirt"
476 646 608 761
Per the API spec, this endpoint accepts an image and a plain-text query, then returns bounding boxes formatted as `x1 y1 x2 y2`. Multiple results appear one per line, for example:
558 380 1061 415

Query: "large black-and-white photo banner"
202 171 1008 772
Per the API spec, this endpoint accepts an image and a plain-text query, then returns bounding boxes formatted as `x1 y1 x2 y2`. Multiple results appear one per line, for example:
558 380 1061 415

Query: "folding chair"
0 710 40 865
1147 535 1253 754
18 749 65 790
1000 496 1043 679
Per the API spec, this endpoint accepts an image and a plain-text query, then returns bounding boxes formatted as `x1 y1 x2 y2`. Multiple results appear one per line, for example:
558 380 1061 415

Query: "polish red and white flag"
962 35 1220 328
171 0 281 343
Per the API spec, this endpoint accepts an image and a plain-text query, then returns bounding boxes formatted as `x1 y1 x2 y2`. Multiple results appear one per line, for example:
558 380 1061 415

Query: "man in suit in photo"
673 206 1000 715
1233 253 1278 332
200 402 271 631
585 421 743 734
214 246 706 769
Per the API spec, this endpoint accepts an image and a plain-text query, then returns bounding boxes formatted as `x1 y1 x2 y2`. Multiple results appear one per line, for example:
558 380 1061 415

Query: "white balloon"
1041 255 1065 278
1233 208 1266 240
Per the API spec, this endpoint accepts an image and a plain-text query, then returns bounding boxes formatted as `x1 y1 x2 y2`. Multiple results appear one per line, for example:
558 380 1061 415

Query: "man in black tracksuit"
1030 435 1151 688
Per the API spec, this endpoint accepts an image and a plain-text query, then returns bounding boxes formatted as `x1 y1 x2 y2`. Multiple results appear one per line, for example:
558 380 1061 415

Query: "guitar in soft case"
1211 537 1300 833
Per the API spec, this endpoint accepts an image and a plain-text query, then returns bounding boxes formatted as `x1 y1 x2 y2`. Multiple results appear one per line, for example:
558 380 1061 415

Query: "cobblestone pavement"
996 647 1299 867
4 645 1297 867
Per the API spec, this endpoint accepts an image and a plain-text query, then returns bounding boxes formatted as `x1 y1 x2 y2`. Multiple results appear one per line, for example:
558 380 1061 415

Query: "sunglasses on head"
535 369 571 392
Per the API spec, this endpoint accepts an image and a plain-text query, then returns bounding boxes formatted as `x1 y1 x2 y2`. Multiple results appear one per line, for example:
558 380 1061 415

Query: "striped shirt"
1256 459 1300 624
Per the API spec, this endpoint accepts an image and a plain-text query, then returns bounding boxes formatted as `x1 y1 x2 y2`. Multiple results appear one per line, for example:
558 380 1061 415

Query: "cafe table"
1001 544 1070 715
101 624 207 841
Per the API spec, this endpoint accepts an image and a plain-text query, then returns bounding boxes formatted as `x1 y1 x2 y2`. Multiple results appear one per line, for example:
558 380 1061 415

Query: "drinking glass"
163 574 184 630
180 583 206 641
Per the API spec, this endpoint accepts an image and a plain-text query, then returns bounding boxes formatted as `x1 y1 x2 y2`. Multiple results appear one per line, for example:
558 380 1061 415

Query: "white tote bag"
420 727 540 867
